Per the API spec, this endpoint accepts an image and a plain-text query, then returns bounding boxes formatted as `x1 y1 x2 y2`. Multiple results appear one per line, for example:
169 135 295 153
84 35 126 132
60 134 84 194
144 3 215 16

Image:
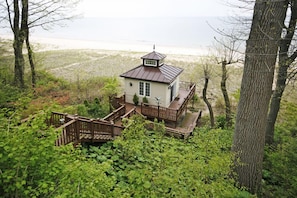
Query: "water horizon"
1 16 232 55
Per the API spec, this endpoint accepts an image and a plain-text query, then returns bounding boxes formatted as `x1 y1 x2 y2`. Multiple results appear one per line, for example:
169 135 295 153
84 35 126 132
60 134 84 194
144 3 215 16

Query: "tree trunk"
266 0 297 145
22 0 36 88
202 74 214 128
232 0 287 194
25 36 36 88
13 0 25 89
221 60 232 128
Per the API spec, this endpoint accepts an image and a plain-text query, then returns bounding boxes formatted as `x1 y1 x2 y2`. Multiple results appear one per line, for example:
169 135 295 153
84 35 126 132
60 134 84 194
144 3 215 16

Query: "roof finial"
153 44 155 51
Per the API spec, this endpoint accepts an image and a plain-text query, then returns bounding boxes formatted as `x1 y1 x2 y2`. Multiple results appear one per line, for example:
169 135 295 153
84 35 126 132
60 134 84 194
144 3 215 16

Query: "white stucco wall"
123 76 181 108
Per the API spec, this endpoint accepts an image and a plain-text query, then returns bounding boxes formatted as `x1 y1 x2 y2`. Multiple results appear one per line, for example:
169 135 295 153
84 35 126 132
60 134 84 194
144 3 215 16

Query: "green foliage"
262 102 297 197
84 116 251 197
142 96 149 103
191 93 199 108
133 93 139 106
0 64 23 109
102 76 120 97
0 110 115 197
83 98 109 118
0 84 22 108
232 88 241 102
216 114 226 129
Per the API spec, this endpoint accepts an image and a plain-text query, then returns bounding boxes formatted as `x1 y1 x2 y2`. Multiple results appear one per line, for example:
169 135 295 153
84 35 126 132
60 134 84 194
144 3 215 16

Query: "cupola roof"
141 51 166 60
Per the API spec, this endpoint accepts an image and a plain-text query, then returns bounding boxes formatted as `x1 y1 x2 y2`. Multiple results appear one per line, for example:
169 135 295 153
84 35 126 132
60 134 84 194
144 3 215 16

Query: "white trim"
144 59 157 67
139 81 151 97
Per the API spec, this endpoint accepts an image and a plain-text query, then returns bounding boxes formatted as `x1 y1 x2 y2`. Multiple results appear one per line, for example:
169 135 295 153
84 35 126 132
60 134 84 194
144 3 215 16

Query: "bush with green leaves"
262 102 297 197
84 115 251 197
133 93 139 106
0 109 116 197
0 84 22 108
142 96 149 103
83 97 109 118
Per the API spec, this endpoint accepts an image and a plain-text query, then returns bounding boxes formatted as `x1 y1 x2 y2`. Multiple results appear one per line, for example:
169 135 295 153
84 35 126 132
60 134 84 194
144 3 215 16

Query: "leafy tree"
232 0 288 194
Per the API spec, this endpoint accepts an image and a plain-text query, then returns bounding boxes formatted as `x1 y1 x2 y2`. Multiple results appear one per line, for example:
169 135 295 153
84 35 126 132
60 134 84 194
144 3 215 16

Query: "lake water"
35 17 228 47
1 17 233 54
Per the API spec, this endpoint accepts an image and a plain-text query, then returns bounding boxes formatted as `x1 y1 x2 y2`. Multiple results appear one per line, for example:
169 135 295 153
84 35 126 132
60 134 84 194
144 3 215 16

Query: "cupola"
141 50 166 67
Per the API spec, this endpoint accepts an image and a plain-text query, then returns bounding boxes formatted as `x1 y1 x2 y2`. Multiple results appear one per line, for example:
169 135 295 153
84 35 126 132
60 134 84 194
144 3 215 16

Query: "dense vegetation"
1 41 297 197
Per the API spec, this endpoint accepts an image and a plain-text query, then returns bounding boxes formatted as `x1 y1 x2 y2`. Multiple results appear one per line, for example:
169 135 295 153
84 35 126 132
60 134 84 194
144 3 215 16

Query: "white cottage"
120 51 183 108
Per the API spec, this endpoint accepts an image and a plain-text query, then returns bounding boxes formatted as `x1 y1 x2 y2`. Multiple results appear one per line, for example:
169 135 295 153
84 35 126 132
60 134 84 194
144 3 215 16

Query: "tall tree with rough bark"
232 0 288 194
266 0 297 145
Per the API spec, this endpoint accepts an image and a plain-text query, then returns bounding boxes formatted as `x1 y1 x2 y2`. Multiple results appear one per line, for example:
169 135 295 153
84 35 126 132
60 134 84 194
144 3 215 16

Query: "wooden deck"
141 83 196 127
49 83 200 146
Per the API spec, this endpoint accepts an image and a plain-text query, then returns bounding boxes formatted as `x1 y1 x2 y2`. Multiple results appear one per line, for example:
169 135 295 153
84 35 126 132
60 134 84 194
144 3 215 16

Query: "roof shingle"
141 51 166 60
120 64 183 84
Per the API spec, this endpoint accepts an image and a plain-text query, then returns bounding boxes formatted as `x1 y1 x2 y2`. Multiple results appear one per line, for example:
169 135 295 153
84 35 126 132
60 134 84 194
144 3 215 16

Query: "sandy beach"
1 34 210 57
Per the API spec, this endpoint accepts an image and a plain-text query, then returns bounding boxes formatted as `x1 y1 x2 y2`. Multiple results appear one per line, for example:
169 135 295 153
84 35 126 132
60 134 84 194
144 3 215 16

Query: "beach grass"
34 48 244 104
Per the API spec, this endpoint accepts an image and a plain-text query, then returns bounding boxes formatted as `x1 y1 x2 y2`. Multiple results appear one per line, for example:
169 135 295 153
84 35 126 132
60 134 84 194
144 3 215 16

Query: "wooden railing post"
90 119 94 142
74 116 80 144
111 121 114 137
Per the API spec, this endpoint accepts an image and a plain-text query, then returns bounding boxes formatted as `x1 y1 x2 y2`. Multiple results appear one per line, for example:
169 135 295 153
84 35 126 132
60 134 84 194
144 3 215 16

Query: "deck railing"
51 112 124 146
141 83 196 126
103 104 126 122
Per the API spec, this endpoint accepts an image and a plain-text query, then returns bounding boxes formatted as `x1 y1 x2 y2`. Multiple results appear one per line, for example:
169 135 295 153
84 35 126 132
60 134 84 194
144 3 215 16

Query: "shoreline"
0 34 210 56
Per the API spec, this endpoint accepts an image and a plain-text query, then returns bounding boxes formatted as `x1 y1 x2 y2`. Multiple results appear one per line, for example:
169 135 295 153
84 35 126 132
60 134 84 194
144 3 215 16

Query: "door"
170 83 176 102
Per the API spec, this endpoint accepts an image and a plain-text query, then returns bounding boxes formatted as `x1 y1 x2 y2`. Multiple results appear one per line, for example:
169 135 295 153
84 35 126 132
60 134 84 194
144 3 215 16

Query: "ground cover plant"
0 39 297 196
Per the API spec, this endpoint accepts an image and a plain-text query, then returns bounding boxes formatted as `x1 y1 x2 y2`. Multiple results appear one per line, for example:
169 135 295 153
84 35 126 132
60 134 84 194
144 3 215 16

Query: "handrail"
103 104 126 121
121 106 136 119
56 119 77 131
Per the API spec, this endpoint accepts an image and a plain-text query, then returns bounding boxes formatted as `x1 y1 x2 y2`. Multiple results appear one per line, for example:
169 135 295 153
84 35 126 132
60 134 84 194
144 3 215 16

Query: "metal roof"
141 51 166 60
120 64 183 84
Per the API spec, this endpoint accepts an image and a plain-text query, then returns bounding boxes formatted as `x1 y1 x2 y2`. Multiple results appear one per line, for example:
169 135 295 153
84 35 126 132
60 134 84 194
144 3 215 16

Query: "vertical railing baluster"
90 119 94 142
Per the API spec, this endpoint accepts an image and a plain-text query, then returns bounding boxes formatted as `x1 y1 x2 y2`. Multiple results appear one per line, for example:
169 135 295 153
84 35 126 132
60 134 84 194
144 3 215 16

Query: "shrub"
216 114 226 129
0 110 116 197
262 102 297 197
133 93 139 106
142 96 148 103
84 116 250 197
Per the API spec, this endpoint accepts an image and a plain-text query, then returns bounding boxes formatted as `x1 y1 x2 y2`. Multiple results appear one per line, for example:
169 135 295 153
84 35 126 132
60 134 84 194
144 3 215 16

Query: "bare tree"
266 0 297 145
213 34 242 128
1 0 80 88
231 0 288 194
5 0 26 89
202 65 215 128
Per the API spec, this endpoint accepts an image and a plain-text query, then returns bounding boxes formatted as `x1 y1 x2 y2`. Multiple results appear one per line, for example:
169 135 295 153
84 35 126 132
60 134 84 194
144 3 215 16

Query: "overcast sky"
78 0 241 18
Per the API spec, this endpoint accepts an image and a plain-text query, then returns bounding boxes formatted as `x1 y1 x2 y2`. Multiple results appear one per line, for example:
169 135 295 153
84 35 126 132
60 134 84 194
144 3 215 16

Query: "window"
145 59 157 66
145 83 150 97
139 82 150 97
139 82 144 96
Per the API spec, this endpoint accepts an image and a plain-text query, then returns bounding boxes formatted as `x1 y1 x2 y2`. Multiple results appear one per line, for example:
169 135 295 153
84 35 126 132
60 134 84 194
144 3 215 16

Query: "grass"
34 49 244 105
